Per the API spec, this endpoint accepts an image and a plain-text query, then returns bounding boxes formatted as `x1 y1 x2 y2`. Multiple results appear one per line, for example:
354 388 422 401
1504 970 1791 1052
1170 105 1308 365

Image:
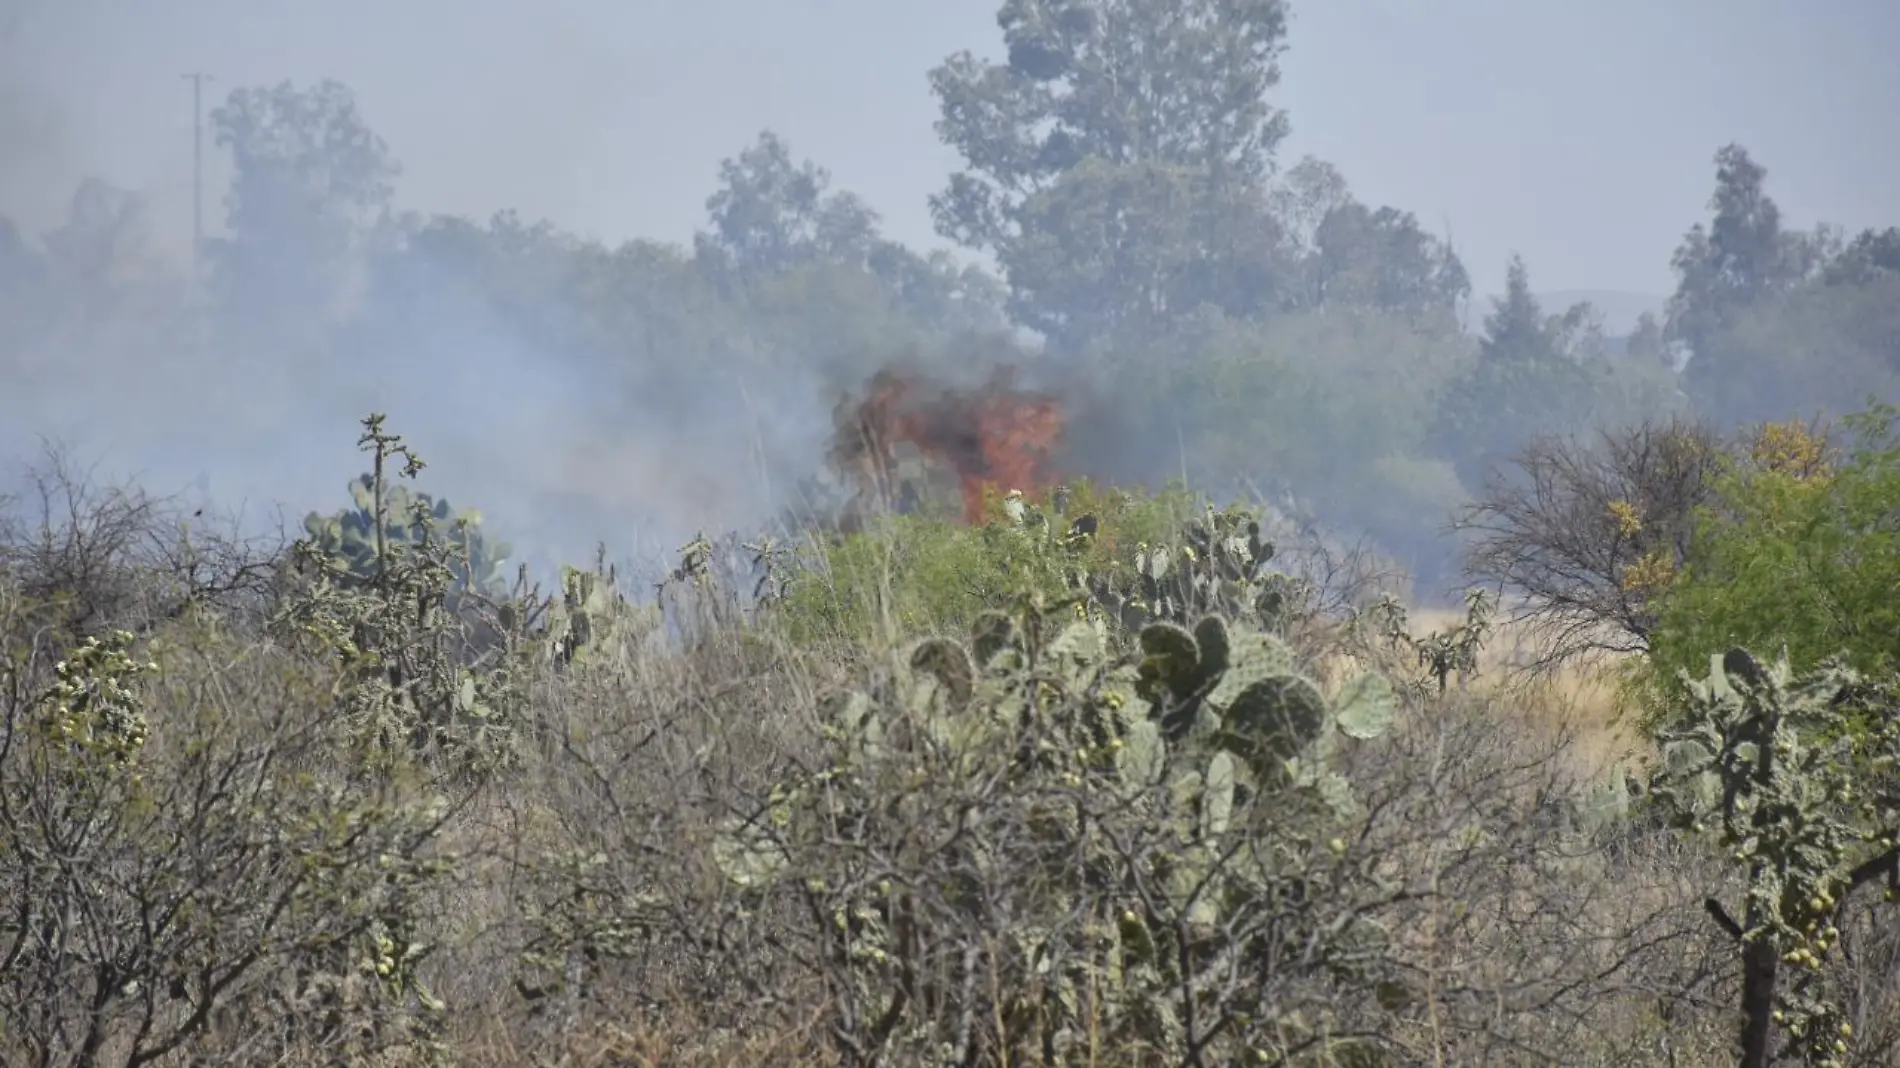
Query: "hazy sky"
5 0 1898 299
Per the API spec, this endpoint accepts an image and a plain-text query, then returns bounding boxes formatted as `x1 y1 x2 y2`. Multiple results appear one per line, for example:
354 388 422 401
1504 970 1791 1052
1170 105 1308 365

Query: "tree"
695 130 1008 338
1479 255 1559 366
209 80 399 321
1306 200 1469 317
1431 256 1635 490
863 243 1010 337
1683 275 1900 427
1666 149 1900 424
1666 144 1794 361
695 130 882 288
37 179 166 315
1643 408 1900 713
1268 156 1351 267
1454 415 1729 671
994 156 1286 345
928 0 1295 348
1625 310 1669 369
1821 225 1900 287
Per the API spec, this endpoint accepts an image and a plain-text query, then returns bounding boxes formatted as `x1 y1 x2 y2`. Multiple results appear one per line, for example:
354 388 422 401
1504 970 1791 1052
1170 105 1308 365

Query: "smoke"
0 55 844 586
0 9 1143 593
0 1 82 235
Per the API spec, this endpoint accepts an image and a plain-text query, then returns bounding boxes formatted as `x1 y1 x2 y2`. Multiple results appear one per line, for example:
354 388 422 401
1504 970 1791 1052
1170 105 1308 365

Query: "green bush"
773 480 1200 645
1119 310 1464 496
1638 405 1900 729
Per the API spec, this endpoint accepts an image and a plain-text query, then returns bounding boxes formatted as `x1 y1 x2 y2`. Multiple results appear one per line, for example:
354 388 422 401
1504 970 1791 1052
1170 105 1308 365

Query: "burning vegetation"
829 366 1067 525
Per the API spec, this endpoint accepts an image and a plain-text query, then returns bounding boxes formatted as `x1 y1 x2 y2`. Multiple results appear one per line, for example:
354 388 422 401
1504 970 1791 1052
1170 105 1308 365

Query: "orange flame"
832 366 1066 524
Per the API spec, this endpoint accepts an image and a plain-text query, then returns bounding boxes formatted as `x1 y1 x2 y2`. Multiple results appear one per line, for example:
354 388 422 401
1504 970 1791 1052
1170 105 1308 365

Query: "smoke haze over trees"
11 5 1900 1066
2 0 1897 601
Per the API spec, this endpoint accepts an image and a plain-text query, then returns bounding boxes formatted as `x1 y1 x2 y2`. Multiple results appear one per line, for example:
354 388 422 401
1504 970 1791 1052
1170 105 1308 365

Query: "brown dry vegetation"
5 436 1900 1068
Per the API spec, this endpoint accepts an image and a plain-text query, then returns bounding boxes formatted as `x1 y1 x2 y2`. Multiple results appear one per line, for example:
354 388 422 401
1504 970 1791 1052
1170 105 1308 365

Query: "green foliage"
1099 308 1482 586
1667 144 1800 360
1434 345 1690 501
279 414 524 773
1641 406 1900 730
1139 310 1466 489
709 590 1403 1063
1665 145 1900 426
33 630 155 770
773 480 1200 644
1300 199 1471 316
1682 277 1900 427
775 513 1040 644
211 78 398 320
928 0 1301 347
1650 647 1900 1068
1431 258 1687 492
774 480 1323 668
1081 498 1308 638
993 158 1290 346
301 469 514 609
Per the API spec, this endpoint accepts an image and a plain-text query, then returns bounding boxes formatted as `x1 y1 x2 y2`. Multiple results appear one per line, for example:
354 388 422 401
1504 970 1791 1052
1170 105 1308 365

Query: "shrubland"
3 397 1898 1068
4 6 1898 1064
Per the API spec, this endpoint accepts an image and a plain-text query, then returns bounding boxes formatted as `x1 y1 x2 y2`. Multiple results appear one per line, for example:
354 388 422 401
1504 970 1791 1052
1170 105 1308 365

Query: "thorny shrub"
7 412 1900 1066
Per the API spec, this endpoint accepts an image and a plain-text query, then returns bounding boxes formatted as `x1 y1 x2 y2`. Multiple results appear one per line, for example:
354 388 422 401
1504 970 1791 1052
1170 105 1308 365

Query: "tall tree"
1431 255 1620 488
1666 144 1793 356
1479 255 1554 365
695 130 882 288
1821 226 1900 287
696 130 1008 339
38 179 164 311
1265 156 1467 318
1268 156 1351 264
1309 202 1469 317
928 0 1295 349
1625 310 1669 369
210 80 399 322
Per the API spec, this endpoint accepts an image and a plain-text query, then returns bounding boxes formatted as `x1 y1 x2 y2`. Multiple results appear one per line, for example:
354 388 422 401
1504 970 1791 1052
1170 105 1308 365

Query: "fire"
831 366 1067 524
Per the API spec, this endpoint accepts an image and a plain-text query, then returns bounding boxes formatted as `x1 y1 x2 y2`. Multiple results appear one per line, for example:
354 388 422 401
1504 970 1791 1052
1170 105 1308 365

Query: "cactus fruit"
1651 644 1894 1068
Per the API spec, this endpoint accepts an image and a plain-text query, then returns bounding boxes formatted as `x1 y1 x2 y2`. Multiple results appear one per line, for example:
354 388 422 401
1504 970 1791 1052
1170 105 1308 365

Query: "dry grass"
4 473 1892 1068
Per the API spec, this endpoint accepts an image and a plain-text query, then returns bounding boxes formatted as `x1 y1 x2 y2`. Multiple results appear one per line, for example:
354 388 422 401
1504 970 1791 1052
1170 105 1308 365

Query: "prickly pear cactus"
538 563 659 670
989 490 1308 641
301 473 512 603
1085 503 1306 636
708 594 1408 1065
1130 612 1395 818
1651 646 1897 1068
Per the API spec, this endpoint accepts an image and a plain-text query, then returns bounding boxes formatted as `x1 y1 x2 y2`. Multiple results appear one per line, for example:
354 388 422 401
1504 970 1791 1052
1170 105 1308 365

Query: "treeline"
2 0 1895 596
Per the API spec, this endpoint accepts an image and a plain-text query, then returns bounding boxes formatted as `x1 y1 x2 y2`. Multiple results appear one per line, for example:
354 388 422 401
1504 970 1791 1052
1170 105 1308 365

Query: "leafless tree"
1454 416 1731 673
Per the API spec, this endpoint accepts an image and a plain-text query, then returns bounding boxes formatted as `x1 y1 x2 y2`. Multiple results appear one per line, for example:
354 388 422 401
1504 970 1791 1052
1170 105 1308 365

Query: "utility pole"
182 72 214 287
